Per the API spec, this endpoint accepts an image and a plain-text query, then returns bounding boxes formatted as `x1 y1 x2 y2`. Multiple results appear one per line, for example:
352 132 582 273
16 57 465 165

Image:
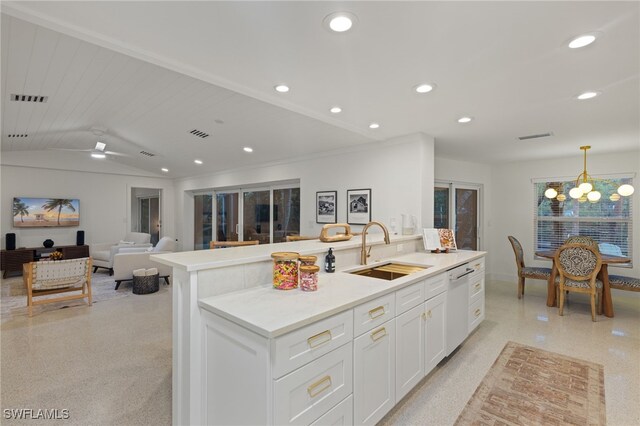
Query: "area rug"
0 272 133 321
455 341 605 426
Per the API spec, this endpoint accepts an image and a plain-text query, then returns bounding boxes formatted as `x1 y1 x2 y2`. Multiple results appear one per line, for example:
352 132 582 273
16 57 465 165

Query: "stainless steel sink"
348 262 427 281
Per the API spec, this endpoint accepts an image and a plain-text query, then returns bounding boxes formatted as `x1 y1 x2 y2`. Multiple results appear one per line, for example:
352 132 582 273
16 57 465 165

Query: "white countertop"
198 250 486 338
151 233 421 271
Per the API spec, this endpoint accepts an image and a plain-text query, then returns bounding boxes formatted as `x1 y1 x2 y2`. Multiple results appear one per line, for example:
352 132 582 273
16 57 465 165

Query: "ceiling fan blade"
47 147 92 152
104 150 129 157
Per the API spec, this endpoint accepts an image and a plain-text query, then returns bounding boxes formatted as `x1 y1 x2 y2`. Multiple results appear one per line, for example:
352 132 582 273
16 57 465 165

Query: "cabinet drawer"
310 395 353 426
274 342 353 426
273 310 353 378
353 293 395 337
395 281 425 315
468 297 485 332
470 257 485 274
424 272 447 300
469 275 484 304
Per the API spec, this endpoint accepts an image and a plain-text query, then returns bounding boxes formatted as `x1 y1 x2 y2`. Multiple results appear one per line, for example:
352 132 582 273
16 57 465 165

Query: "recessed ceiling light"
457 116 473 123
243 147 253 153
576 91 600 100
95 141 106 151
161 168 169 172
414 83 435 93
568 34 597 49
274 85 289 93
369 123 380 129
323 12 357 33
194 159 203 165
330 106 342 114
91 152 106 159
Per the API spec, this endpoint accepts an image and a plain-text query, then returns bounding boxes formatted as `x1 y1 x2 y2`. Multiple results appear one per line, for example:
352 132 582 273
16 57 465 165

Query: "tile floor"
1 277 638 425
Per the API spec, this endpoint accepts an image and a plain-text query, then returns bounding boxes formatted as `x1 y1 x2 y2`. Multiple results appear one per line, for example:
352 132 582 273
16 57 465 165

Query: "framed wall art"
347 188 371 225
316 191 337 224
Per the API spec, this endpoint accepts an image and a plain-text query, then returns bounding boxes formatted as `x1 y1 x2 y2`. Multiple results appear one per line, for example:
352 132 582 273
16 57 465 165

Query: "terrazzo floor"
1 276 638 425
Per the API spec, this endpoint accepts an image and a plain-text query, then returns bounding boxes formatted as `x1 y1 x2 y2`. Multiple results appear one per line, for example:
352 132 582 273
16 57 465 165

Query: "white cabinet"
310 395 353 426
353 319 396 425
395 304 425 400
424 291 447 374
395 283 447 405
274 342 353 425
468 267 485 333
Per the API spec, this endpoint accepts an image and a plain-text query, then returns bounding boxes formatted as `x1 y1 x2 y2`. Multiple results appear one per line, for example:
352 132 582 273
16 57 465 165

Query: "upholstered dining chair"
508 236 553 299
555 243 603 321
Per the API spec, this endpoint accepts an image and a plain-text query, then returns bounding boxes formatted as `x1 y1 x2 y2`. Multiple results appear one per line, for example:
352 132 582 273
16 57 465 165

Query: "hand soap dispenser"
324 248 335 273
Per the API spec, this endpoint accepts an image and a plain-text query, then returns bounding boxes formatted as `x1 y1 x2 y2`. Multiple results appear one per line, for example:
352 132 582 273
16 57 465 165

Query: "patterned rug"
455 341 606 426
1 271 133 321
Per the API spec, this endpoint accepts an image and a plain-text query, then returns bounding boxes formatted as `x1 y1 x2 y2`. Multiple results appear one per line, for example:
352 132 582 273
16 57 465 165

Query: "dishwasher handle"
452 268 475 281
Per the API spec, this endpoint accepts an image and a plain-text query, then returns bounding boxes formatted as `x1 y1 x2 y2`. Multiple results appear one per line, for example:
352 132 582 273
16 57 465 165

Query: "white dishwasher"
446 263 475 356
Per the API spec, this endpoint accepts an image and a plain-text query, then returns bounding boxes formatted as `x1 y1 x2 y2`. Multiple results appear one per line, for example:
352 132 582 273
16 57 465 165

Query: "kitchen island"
152 235 486 425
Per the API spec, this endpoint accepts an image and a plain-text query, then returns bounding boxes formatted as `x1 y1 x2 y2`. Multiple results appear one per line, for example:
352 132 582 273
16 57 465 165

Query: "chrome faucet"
361 221 391 265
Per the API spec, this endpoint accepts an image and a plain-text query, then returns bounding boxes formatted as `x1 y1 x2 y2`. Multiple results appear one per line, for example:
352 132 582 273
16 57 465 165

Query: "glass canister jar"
298 255 317 267
271 252 299 290
299 265 319 292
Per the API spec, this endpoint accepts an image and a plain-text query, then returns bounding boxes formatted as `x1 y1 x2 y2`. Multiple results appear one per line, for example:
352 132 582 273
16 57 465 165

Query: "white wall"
1 165 175 249
173 133 435 250
489 150 640 282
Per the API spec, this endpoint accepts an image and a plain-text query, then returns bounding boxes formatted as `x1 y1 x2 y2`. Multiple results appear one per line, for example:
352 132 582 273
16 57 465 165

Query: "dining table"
535 249 631 318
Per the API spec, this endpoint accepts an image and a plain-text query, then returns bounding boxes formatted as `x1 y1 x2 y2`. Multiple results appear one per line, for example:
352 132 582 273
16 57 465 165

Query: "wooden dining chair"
555 243 603 321
565 235 598 248
209 240 259 249
508 236 553 299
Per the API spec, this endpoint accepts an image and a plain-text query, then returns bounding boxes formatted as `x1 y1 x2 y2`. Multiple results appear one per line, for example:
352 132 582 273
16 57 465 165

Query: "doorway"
132 188 162 245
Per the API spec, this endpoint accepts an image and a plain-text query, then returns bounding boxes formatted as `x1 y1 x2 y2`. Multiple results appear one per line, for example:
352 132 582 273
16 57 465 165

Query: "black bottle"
324 248 335 273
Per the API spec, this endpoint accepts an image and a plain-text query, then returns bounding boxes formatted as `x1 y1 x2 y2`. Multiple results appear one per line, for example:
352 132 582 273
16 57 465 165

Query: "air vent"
140 151 156 157
7 134 28 138
10 94 48 103
189 129 210 138
518 132 554 141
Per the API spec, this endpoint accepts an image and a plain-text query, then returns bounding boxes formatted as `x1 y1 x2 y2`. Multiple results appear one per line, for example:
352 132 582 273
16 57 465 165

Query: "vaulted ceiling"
2 1 638 178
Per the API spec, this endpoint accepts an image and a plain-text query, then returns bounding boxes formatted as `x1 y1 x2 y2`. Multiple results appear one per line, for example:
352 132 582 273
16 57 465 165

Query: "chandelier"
544 146 634 203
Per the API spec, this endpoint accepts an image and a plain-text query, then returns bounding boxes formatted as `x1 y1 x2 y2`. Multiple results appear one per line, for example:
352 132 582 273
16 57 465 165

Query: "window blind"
533 177 633 263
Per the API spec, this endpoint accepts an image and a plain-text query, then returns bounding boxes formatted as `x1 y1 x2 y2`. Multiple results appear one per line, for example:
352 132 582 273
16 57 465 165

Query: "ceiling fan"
47 127 129 158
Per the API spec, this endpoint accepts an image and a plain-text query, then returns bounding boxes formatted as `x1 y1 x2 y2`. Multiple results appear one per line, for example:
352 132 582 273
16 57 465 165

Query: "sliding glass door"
195 183 300 249
243 189 271 244
434 182 481 250
194 193 213 250
216 192 239 242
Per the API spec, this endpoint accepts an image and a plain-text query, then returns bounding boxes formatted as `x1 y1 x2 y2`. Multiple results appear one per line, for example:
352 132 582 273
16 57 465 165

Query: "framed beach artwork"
316 191 337 223
347 188 371 225
12 197 80 228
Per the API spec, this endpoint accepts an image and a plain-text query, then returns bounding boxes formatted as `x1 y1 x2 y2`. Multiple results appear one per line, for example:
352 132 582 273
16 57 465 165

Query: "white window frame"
532 174 633 266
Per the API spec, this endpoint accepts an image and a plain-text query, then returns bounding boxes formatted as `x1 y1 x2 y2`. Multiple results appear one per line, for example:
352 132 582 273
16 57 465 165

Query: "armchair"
90 232 152 275
113 236 176 289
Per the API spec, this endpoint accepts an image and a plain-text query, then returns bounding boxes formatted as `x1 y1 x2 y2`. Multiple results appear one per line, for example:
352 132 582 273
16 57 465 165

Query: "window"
534 177 633 262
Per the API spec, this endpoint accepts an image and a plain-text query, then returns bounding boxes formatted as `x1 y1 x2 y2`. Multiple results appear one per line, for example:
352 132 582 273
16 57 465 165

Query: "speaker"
6 233 16 250
76 230 85 246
